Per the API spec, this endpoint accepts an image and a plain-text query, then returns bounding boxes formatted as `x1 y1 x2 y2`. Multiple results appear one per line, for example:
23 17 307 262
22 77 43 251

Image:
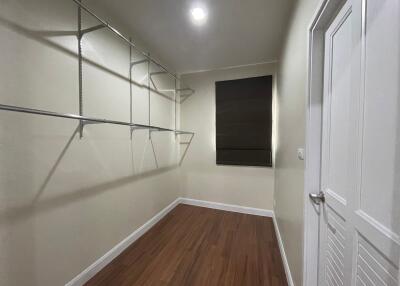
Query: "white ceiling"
95 0 295 74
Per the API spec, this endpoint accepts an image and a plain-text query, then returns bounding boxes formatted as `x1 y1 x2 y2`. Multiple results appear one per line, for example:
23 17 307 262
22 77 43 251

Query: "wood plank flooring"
85 204 288 286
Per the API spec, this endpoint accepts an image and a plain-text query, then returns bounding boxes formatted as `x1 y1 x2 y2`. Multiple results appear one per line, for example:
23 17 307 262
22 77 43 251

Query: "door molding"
304 0 347 285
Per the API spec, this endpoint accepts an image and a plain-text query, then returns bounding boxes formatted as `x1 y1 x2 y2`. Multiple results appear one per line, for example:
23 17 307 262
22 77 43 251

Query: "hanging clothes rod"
0 104 194 135
73 0 178 82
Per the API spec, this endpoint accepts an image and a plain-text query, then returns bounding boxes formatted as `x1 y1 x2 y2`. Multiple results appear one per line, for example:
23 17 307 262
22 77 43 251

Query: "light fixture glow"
190 7 207 25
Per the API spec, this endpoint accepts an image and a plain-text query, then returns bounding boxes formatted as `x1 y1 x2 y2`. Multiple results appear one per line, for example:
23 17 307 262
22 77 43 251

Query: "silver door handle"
309 191 325 205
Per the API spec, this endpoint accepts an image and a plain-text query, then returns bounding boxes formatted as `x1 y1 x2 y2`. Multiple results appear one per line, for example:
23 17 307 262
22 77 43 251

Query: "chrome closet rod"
72 0 177 81
0 104 194 135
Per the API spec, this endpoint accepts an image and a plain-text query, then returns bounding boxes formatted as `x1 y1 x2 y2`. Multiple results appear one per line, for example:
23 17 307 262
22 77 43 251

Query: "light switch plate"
297 148 305 160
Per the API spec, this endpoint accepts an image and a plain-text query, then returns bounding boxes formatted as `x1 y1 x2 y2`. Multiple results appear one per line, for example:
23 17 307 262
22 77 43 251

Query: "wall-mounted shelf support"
177 133 195 165
176 88 195 103
77 1 107 138
80 24 106 37
149 71 166 91
130 59 149 69
174 78 177 132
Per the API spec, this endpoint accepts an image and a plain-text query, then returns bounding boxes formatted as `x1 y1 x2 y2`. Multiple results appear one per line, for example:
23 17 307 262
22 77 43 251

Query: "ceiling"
95 0 295 74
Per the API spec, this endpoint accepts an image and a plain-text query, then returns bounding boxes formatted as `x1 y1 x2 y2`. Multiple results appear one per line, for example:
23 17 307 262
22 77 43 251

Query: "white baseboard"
65 198 181 286
272 213 294 286
66 197 284 286
180 197 274 217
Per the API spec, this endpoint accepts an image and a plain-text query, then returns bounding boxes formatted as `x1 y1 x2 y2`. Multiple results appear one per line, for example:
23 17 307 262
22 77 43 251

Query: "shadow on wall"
0 16 175 103
0 123 179 226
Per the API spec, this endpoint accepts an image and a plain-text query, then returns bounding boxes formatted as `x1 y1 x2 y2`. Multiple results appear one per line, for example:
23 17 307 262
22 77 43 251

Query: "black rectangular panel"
215 75 272 167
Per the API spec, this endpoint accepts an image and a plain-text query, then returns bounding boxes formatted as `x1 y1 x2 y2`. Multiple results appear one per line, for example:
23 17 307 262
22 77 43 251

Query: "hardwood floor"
86 204 288 286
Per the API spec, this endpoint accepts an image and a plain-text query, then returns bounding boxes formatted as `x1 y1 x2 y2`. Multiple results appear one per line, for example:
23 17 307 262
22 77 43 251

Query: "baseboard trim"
66 198 282 286
180 198 274 217
65 198 181 286
272 213 295 286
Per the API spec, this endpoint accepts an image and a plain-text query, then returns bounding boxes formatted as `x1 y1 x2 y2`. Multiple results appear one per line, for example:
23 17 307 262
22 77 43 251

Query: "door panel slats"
357 235 399 286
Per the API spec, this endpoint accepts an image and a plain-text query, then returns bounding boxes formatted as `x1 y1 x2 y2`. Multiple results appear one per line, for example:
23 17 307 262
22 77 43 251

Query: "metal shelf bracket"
130 59 149 69
177 88 195 103
79 24 106 38
177 133 195 165
77 1 107 138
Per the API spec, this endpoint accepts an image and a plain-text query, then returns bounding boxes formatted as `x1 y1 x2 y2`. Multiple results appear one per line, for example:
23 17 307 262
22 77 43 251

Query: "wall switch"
297 148 305 160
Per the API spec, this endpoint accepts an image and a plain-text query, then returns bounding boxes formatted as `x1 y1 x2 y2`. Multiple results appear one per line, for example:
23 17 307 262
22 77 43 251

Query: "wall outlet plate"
297 148 305 160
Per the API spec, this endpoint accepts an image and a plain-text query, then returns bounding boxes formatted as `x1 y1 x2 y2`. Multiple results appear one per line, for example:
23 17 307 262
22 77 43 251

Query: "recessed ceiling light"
190 7 207 25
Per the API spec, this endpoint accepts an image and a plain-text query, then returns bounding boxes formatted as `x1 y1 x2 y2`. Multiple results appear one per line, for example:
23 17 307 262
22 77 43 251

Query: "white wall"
0 0 182 285
180 63 276 210
0 0 324 285
274 0 320 285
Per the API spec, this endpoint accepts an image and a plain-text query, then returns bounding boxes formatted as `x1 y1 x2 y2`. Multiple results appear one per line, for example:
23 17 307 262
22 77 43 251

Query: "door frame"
303 0 347 285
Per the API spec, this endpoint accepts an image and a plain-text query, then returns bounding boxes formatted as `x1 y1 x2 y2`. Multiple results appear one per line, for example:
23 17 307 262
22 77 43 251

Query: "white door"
315 0 400 285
